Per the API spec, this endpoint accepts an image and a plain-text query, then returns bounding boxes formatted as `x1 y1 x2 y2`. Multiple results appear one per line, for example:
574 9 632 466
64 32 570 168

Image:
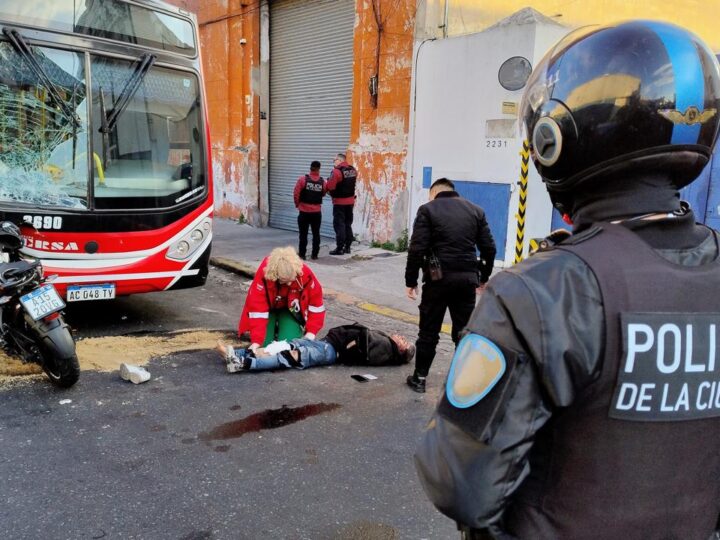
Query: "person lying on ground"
216 323 415 372
238 246 325 352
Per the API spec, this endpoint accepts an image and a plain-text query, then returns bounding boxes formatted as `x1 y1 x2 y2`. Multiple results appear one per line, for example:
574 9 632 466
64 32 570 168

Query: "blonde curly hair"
264 246 304 283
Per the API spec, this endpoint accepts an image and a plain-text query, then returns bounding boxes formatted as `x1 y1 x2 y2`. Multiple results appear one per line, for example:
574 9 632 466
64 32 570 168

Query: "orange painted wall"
165 0 199 12
197 1 263 224
350 0 416 243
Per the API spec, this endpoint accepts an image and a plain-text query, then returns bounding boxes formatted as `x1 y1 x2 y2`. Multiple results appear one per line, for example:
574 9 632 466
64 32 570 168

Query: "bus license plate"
67 284 116 302
20 284 66 321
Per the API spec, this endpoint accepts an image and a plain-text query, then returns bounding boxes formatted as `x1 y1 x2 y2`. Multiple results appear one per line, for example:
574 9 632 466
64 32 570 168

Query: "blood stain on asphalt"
199 403 341 441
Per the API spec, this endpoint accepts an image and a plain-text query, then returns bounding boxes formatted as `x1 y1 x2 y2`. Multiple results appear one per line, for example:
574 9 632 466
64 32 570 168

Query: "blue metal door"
453 181 511 260
700 154 720 230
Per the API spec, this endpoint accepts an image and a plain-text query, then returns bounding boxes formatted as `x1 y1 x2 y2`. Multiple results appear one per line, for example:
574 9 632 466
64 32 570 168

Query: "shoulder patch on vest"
446 334 506 409
530 228 573 256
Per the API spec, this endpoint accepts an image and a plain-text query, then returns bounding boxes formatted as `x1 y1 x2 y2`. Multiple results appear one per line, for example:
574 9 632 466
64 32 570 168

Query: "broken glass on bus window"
0 42 88 210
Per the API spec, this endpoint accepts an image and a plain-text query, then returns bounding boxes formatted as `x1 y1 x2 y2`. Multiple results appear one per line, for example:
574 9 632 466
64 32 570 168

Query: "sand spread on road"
0 329 242 384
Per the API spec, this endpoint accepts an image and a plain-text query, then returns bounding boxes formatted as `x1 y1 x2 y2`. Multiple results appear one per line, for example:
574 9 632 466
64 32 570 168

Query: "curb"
210 256 258 279
209 256 451 335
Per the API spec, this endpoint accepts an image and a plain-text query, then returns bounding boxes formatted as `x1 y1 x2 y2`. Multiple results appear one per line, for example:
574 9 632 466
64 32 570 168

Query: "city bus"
0 0 212 302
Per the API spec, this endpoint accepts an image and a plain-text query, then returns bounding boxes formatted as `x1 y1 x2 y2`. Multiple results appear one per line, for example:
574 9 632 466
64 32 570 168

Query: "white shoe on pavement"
225 348 253 373
120 363 151 384
226 359 245 373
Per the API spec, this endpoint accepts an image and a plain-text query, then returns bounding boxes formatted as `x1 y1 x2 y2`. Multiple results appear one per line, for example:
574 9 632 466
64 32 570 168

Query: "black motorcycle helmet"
520 21 720 215
0 221 23 252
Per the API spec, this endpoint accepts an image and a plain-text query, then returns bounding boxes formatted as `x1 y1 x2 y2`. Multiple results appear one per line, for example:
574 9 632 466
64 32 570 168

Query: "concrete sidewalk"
209 218 438 328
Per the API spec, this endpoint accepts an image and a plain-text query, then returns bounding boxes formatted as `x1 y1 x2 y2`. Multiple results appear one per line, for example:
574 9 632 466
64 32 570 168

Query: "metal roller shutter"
269 0 355 235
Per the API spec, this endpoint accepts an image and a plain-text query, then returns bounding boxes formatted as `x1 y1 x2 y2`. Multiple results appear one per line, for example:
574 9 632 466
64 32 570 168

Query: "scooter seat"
0 260 40 282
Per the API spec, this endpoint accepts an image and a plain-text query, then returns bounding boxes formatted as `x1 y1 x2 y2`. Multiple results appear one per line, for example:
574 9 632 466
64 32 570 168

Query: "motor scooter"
0 221 78 387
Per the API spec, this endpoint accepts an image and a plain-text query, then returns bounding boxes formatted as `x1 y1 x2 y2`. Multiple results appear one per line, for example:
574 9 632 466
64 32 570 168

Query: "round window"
498 56 532 91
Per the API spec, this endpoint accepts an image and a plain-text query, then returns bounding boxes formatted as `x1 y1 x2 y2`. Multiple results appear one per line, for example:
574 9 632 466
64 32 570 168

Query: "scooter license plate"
20 284 66 321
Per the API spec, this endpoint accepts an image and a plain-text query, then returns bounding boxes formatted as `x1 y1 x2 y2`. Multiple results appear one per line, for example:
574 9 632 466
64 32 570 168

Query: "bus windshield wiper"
2 27 80 129
100 52 156 134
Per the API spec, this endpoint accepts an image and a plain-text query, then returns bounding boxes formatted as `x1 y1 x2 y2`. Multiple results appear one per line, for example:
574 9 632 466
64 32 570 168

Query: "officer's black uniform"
415 20 720 539
405 189 496 383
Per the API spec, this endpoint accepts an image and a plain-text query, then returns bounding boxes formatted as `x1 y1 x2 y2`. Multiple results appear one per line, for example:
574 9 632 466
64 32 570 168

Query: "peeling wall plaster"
169 0 416 237
348 0 416 243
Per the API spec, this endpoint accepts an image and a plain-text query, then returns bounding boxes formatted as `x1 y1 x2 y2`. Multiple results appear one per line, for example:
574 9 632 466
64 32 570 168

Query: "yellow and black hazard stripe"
529 238 539 255
514 140 530 263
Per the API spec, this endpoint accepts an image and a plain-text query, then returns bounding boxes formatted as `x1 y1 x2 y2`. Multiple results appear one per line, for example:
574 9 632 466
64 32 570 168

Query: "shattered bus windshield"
0 38 205 212
0 42 88 210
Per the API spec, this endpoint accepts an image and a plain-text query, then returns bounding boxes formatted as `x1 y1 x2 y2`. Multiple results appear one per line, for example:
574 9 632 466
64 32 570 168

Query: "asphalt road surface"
0 267 459 539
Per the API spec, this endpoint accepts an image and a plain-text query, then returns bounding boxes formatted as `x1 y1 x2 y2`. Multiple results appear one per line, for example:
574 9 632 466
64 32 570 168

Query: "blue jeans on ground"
246 339 337 371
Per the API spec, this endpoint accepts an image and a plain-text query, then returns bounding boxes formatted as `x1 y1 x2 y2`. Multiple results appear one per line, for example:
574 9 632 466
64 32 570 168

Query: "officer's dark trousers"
298 211 321 258
332 204 354 250
414 278 476 377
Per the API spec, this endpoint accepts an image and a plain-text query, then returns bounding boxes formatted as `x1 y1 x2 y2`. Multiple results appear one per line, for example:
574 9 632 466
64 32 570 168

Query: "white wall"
408 16 569 264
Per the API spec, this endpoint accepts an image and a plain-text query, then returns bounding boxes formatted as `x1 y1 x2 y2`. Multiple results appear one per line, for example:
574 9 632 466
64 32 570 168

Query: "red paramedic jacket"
238 257 326 345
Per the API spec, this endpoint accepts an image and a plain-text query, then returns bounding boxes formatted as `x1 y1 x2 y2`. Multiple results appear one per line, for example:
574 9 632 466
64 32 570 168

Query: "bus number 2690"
23 216 63 230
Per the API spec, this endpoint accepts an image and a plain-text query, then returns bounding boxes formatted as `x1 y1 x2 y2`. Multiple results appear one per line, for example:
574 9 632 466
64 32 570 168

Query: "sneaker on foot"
226 359 245 373
406 373 426 393
216 340 235 363
226 352 253 373
226 346 254 373
344 246 351 254
311 254 319 260
329 248 344 255
120 363 151 384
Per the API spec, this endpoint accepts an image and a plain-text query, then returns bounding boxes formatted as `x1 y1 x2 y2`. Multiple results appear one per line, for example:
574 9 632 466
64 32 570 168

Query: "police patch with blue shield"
446 334 506 408
438 334 525 441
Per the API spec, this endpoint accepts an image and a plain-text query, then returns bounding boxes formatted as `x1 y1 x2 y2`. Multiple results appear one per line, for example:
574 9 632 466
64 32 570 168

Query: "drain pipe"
443 0 450 38
406 38 437 232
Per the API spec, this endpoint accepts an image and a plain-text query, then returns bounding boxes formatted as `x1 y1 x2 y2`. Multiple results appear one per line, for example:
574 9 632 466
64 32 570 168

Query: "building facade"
167 0 720 251
167 0 416 244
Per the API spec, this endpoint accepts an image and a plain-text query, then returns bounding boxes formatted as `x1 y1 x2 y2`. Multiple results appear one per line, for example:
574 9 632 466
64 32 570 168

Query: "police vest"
299 175 324 205
329 165 357 199
507 222 720 539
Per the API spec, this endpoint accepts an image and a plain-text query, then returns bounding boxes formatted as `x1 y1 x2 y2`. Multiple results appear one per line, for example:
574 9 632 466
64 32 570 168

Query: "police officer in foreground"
405 178 496 393
415 21 720 539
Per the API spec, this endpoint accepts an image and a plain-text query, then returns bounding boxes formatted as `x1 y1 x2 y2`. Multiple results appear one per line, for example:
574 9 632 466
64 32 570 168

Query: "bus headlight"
167 218 212 261
176 241 190 256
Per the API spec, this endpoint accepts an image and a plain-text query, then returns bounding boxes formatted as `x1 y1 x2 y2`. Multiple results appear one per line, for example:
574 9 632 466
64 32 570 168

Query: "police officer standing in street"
293 160 325 260
405 178 496 393
415 21 720 539
327 152 358 255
